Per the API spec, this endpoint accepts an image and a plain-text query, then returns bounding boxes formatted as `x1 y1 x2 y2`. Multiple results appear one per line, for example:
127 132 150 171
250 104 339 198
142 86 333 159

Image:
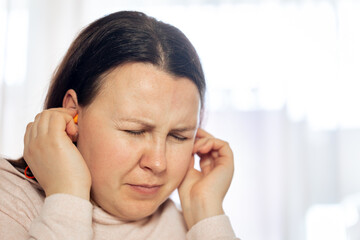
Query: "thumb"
178 155 200 195
65 114 79 142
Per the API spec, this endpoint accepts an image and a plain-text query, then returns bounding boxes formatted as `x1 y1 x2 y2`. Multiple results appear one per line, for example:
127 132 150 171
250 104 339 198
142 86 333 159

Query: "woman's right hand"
23 108 91 200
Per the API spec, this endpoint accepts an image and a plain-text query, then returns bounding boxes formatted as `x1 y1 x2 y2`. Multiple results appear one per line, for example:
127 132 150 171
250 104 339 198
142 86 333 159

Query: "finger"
178 156 194 190
199 155 213 175
211 150 219 159
47 111 77 139
24 122 33 150
34 109 77 138
47 108 78 136
192 137 210 154
66 120 78 142
23 122 36 166
35 111 51 136
195 128 214 139
30 113 43 139
196 138 233 160
47 107 77 117
179 155 201 189
188 154 195 171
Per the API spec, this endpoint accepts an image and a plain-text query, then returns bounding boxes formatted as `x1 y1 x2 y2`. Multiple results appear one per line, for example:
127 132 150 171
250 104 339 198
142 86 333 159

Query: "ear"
62 89 79 110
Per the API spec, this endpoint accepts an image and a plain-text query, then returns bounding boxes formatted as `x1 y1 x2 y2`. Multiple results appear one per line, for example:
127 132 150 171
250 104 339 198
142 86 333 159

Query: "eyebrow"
115 118 155 129
115 117 197 132
171 126 197 132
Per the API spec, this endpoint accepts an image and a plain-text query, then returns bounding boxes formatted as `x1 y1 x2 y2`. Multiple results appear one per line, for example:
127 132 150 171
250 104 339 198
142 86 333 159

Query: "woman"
0 11 239 239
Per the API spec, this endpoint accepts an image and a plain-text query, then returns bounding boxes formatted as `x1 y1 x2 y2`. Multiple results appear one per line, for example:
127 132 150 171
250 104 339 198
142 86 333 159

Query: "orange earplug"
73 114 78 124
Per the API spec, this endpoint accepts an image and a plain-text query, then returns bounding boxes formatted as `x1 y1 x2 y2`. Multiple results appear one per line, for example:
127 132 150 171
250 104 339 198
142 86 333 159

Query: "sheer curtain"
1 0 360 239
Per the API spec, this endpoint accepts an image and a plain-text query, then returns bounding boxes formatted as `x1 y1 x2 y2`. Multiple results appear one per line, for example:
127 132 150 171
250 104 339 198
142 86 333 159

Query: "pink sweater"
0 158 239 239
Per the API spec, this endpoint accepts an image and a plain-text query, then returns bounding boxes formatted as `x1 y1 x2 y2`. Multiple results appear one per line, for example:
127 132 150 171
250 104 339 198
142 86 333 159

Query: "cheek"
167 143 193 182
78 129 139 184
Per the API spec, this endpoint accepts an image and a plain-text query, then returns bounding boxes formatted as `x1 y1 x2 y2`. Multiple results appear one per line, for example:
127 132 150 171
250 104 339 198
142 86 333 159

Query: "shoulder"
0 157 44 229
0 157 43 193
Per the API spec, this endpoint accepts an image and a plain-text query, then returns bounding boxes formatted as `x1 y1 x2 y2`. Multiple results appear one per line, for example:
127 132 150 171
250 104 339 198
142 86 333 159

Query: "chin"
92 189 170 221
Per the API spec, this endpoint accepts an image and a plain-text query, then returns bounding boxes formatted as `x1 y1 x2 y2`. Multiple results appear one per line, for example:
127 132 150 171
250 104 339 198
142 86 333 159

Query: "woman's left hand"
178 128 234 230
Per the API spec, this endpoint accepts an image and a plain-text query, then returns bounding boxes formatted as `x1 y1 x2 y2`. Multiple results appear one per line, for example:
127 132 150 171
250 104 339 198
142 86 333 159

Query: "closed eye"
170 134 188 141
124 130 189 141
124 130 145 136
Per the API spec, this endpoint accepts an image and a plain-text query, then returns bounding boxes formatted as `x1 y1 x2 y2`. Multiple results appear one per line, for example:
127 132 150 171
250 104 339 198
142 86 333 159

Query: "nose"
139 138 167 174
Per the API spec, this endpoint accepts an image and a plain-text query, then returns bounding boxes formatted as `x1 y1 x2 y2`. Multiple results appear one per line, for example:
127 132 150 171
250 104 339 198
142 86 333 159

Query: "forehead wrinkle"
114 117 155 128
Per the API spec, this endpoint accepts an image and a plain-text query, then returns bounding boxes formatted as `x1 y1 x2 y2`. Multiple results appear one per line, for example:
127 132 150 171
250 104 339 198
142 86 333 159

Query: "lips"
129 184 161 188
127 183 162 195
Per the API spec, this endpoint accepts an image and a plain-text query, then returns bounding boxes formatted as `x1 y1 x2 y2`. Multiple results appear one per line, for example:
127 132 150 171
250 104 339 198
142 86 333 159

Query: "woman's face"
76 62 200 221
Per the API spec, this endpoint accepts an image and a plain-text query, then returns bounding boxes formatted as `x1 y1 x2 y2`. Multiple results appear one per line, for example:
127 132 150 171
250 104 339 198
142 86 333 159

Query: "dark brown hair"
9 10 206 175
46 11 205 110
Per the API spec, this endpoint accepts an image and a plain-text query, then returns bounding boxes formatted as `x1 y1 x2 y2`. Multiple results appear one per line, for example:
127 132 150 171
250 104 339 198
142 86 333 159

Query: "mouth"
127 184 162 195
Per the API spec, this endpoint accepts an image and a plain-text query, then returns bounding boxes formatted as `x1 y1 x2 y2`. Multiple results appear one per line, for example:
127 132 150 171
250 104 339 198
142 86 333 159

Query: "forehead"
91 62 200 120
